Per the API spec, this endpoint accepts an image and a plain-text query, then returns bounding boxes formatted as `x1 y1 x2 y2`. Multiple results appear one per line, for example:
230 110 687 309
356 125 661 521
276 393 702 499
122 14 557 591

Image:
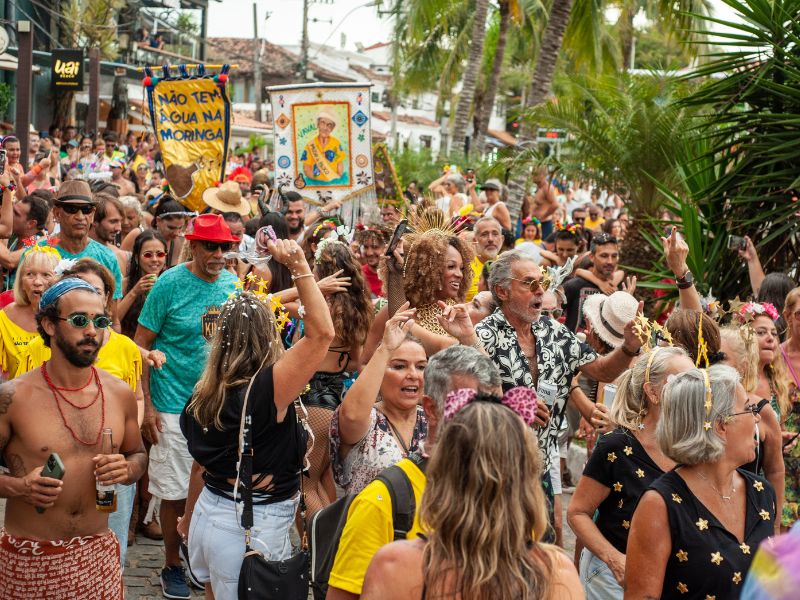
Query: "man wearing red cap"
134 213 239 599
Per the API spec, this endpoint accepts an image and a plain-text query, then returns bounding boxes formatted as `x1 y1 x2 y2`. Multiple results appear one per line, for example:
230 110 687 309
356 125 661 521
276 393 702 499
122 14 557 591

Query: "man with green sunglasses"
0 276 146 596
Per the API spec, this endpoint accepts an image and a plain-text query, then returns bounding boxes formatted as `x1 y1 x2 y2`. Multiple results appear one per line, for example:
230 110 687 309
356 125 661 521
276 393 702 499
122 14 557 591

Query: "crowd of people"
0 127 797 600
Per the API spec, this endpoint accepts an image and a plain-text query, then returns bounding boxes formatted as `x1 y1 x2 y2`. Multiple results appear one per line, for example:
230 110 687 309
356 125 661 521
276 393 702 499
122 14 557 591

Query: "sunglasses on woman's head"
141 250 167 259
201 241 235 253
57 203 95 215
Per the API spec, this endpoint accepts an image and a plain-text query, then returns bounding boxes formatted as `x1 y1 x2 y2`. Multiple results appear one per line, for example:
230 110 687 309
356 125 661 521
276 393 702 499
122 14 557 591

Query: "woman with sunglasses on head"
177 239 334 600
362 401 582 600
719 325 785 533
118 230 168 337
568 347 694 598
626 365 775 600
0 248 60 380
15 258 145 562
122 197 188 268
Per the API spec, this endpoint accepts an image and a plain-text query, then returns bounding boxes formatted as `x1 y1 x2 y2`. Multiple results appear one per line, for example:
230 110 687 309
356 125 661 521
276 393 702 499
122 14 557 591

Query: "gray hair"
611 347 688 431
657 365 740 465
473 216 502 234
424 345 501 410
120 196 143 216
487 249 534 306
445 174 466 193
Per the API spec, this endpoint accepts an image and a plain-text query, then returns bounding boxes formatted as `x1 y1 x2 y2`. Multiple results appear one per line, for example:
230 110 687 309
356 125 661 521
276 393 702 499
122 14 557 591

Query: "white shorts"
549 444 562 495
148 412 193 501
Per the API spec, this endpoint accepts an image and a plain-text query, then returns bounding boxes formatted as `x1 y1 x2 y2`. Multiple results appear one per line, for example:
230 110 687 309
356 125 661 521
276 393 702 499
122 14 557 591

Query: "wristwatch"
676 270 694 290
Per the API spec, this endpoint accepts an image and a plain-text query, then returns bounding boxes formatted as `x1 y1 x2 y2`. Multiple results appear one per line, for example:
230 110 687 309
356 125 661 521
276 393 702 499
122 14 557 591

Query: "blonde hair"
187 293 283 429
420 402 555 600
750 313 792 420
719 326 759 393
611 347 689 430
13 250 60 306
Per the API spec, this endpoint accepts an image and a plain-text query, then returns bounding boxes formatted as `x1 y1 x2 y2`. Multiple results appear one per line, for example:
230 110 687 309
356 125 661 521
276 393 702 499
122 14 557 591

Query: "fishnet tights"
304 406 337 517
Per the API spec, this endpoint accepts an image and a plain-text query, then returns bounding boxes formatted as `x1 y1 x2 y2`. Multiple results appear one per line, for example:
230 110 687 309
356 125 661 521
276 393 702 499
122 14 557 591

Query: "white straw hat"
582 291 638 348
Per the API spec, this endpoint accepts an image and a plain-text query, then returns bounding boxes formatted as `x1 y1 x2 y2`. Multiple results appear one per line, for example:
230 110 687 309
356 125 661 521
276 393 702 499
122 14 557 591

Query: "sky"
207 0 742 51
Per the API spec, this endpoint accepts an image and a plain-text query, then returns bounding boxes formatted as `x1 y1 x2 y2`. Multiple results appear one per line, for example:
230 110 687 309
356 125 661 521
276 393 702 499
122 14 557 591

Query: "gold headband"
644 347 662 385
702 368 713 431
696 313 709 368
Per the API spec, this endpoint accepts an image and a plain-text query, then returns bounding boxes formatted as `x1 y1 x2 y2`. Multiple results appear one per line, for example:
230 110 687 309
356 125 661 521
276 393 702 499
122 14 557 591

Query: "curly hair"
420 402 554 599
401 232 474 307
314 241 373 348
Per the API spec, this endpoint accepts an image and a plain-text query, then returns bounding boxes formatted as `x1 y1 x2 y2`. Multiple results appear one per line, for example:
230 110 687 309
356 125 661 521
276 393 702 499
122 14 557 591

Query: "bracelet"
291 273 314 281
621 344 640 357
0 182 16 193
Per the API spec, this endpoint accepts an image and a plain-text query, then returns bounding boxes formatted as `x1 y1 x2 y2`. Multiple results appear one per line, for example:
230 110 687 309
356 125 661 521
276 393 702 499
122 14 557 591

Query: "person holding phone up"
0 278 146 598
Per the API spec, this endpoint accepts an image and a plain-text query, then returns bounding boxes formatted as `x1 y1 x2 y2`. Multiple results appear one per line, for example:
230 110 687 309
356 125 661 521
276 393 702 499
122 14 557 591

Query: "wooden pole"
15 20 33 163
86 47 100 135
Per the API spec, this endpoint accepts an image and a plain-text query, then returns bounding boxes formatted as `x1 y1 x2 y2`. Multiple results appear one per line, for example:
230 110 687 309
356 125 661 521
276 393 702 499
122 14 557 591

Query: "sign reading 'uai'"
51 49 84 91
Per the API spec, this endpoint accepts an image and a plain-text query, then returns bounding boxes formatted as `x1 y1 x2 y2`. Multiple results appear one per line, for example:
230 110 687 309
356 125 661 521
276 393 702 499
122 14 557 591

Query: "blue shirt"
31 238 124 299
138 264 236 414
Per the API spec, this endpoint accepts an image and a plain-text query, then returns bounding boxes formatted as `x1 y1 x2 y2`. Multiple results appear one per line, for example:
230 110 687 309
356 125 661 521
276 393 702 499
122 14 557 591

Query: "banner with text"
145 70 231 212
267 82 377 226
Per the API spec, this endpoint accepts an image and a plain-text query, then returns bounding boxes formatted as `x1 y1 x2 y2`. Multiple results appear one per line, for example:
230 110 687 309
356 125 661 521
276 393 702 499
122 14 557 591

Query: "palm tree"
450 0 491 156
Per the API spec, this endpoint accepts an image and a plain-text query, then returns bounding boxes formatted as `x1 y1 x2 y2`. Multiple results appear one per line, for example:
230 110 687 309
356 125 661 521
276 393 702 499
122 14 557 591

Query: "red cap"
184 214 241 243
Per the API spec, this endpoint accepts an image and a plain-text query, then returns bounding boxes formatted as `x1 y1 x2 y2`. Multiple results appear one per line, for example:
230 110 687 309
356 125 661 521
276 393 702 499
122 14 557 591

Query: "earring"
636 406 647 430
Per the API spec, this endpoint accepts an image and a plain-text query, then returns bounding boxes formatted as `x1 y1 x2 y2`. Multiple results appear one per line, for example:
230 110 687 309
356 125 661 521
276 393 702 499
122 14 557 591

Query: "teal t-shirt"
31 239 124 299
138 264 236 414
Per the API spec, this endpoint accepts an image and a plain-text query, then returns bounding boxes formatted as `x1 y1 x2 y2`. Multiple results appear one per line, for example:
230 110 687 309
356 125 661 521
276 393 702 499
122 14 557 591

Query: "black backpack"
309 457 423 600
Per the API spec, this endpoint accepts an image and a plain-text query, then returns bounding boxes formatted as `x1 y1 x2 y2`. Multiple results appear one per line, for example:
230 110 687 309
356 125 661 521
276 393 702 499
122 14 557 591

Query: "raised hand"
382 302 416 351
435 301 476 342
661 226 689 277
317 269 352 295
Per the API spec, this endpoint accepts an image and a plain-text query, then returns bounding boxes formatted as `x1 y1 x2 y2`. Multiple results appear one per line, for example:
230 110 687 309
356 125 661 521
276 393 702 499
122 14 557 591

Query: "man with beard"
466 217 503 301
475 249 642 540
91 195 129 277
562 233 622 332
357 226 388 298
30 181 123 302
284 192 307 242
134 213 238 599
0 278 146 598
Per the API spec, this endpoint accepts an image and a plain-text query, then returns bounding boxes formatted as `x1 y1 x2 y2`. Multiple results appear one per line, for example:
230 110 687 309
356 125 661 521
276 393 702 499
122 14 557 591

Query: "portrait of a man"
293 103 351 187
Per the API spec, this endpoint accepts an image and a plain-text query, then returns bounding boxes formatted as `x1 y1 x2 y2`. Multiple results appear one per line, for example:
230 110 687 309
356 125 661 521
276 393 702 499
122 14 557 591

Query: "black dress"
649 468 776 599
582 428 665 554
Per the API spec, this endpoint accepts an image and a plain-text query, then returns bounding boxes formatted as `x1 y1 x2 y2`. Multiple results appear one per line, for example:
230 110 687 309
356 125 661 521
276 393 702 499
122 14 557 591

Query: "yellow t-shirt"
16 330 142 391
0 310 38 378
301 135 345 183
584 216 605 231
328 458 426 595
466 255 485 302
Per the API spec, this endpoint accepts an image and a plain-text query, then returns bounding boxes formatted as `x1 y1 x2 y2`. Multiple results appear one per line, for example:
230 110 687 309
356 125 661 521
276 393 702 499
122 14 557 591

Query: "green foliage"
60 0 124 60
0 83 12 118
234 134 268 156
634 26 694 71
388 147 495 189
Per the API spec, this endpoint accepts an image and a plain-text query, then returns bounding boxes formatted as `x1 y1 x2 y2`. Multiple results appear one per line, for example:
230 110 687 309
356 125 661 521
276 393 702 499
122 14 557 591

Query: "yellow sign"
147 77 230 212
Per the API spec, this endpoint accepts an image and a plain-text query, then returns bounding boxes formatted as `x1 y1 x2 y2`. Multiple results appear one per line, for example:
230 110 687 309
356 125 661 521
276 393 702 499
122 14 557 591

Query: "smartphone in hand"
36 453 65 514
385 219 408 257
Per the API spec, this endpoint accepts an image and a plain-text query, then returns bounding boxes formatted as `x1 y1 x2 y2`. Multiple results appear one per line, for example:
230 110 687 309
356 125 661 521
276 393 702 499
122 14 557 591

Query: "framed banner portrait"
293 102 351 188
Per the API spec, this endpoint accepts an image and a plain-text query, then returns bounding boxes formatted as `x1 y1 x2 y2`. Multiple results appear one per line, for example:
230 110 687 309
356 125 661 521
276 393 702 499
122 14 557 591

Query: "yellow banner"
147 77 230 212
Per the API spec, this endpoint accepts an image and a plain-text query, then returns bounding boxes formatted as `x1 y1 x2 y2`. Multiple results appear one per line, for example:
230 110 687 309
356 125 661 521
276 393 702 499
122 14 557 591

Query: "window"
372 92 380 103
419 135 432 149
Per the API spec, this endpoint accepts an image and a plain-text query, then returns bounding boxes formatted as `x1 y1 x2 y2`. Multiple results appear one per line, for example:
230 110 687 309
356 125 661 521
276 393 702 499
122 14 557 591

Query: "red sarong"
0 527 122 599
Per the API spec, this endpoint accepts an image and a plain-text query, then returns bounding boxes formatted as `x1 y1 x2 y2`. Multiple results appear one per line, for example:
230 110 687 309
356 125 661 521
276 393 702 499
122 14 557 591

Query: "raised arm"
739 235 766 298
272 239 335 412
337 307 415 446
0 173 14 239
662 227 701 312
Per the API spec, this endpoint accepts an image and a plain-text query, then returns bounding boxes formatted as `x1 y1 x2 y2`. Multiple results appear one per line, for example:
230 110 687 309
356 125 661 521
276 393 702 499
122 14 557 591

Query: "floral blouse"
329 405 428 495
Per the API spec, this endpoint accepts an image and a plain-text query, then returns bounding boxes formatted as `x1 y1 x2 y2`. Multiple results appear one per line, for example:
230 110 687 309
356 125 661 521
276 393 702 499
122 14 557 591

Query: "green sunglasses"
55 313 113 329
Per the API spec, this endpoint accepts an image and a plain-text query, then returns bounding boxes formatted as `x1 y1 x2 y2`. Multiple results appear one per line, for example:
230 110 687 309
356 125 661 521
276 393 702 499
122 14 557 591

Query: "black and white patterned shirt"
476 309 598 471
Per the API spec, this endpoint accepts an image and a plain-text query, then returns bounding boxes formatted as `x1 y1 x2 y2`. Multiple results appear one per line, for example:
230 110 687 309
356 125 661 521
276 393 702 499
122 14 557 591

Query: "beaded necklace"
42 361 105 447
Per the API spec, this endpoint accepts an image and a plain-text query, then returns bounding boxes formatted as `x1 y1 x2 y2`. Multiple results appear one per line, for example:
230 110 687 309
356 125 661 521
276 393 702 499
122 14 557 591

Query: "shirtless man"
531 168 560 239
0 278 146 598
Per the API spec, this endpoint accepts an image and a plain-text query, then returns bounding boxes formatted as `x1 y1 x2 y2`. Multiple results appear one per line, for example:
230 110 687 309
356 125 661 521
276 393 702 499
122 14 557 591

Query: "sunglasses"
728 399 769 418
141 250 167 259
509 277 550 292
541 308 563 319
200 241 235 253
57 203 95 215
55 313 113 329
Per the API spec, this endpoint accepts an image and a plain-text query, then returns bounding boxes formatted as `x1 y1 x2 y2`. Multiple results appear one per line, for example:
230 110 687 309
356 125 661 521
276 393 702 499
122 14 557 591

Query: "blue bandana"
39 277 99 310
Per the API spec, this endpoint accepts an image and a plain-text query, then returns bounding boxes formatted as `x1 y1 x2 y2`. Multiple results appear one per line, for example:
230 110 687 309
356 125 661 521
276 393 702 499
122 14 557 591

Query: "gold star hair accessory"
645 347 662 386
231 277 290 330
632 314 653 350
696 312 710 368
702 368 713 431
651 321 673 347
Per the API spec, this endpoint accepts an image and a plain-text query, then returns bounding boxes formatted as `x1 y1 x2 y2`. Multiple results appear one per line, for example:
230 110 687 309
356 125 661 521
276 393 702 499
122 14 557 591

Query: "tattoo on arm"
0 382 14 415
7 453 25 477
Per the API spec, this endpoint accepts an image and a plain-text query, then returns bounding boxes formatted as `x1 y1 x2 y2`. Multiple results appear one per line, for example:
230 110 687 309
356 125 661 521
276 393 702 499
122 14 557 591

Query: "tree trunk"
620 6 635 72
450 0 490 157
473 1 511 157
508 0 574 220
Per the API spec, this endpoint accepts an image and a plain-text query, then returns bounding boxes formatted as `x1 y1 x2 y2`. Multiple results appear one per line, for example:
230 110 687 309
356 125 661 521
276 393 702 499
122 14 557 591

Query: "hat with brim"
316 110 337 128
482 179 501 191
56 180 97 205
202 181 250 216
184 213 241 243
582 291 638 348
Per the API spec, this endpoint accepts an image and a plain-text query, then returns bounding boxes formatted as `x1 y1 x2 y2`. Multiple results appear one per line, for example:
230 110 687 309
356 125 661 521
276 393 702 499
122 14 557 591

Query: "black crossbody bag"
235 372 310 600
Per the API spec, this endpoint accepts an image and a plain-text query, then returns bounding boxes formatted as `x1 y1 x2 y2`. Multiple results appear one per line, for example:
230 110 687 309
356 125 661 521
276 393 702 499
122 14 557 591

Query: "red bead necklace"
42 361 105 447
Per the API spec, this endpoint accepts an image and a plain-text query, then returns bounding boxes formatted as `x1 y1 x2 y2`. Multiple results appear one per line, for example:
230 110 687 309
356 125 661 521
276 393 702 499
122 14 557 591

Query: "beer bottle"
96 427 117 512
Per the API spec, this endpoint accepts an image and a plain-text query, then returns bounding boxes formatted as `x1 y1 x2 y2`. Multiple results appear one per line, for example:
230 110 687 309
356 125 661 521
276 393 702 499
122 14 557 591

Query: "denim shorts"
188 487 299 600
579 548 623 600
